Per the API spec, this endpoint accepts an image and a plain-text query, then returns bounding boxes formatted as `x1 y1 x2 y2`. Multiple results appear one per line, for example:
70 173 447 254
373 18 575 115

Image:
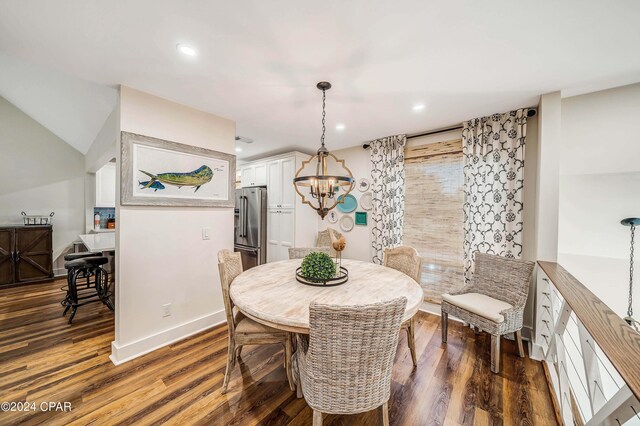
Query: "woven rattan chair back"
300 297 407 415
316 228 343 257
470 253 534 307
217 249 243 334
383 246 421 283
288 247 332 259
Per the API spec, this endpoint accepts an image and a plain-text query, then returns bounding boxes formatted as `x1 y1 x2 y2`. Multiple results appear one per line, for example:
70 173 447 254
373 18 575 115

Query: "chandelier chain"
629 223 635 318
321 89 326 148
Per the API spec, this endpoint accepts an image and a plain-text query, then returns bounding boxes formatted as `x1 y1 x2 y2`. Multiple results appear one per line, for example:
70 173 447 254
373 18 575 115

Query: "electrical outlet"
202 227 210 240
162 303 171 317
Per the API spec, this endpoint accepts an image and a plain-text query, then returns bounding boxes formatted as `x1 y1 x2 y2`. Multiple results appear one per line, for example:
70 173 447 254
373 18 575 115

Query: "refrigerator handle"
243 196 249 238
240 195 245 237
238 195 244 238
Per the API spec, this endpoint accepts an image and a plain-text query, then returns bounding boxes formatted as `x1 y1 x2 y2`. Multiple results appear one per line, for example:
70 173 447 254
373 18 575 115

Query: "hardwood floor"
0 279 558 425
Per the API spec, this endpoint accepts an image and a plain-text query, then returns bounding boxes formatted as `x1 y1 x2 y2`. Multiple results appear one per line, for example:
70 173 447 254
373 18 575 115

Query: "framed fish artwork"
120 132 235 207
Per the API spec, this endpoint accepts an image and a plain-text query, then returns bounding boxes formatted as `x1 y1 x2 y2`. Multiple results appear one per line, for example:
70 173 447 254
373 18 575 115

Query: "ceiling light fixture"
293 82 354 219
176 43 197 57
235 147 242 153
412 104 425 111
335 123 345 131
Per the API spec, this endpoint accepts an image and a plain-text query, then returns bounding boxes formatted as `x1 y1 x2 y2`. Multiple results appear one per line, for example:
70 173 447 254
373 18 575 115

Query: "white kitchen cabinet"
280 157 296 209
266 157 296 209
95 163 116 208
267 208 295 262
241 162 266 187
266 160 281 208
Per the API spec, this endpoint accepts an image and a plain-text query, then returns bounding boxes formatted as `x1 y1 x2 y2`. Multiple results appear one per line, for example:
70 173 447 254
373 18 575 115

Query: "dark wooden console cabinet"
0 225 53 288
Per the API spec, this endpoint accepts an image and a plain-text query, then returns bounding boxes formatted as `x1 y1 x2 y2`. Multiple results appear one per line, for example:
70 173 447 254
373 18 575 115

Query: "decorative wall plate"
327 210 339 224
355 211 367 226
337 194 357 213
360 192 373 211
357 178 370 192
339 215 354 232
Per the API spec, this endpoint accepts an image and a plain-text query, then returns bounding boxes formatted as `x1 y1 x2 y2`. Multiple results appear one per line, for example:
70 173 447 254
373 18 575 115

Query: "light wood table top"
79 232 115 252
230 259 424 334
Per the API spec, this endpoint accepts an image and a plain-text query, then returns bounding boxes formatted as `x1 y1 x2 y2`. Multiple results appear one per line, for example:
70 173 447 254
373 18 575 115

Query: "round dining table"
230 258 424 334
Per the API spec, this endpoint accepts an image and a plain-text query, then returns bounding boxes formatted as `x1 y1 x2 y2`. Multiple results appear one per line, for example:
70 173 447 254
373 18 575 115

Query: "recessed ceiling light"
412 104 425 111
335 123 345 131
235 147 242 153
176 43 197 57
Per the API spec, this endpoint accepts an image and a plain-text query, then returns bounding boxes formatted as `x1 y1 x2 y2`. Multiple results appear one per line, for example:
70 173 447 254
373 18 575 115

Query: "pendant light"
293 82 354 219
621 217 640 332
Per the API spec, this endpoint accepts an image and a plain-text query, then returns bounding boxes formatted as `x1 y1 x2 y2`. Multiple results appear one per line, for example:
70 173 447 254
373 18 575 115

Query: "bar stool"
61 254 114 323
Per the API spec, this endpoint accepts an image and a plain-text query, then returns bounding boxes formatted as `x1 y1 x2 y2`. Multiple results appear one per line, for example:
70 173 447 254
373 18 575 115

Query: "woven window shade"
402 142 465 303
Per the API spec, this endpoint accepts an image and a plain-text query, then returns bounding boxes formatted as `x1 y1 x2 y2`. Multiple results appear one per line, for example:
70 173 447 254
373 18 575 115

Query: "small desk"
230 259 424 334
79 233 115 252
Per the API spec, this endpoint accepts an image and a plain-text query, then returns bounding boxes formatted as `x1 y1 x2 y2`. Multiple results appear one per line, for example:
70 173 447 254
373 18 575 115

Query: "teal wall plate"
355 211 367 226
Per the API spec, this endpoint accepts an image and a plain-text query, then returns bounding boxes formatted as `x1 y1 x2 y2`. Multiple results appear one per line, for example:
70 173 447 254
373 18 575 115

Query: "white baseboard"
53 268 67 277
529 342 546 361
109 309 226 365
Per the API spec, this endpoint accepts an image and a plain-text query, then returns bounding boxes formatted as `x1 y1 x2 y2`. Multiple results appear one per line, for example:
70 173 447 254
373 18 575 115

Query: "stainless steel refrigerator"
234 187 267 269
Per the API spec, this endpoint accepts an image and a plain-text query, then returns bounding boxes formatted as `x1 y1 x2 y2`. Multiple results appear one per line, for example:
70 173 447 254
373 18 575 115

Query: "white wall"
111 86 235 363
558 83 640 317
0 96 85 275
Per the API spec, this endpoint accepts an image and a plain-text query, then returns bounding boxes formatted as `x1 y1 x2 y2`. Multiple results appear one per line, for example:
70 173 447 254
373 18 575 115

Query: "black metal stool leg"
67 268 82 324
68 307 78 324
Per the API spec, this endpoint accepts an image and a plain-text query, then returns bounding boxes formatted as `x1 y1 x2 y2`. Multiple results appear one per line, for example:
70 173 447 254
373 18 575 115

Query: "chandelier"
293 82 354 219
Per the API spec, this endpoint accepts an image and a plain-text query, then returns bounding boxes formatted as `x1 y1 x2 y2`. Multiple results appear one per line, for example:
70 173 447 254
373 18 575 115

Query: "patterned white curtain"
369 134 406 264
462 109 528 282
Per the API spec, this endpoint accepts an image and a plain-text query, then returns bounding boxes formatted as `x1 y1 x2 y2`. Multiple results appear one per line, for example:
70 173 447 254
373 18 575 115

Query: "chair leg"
233 345 242 365
407 318 417 368
382 401 389 426
284 337 295 391
441 312 448 343
222 337 235 394
312 410 322 426
515 329 525 358
491 334 500 374
296 382 303 399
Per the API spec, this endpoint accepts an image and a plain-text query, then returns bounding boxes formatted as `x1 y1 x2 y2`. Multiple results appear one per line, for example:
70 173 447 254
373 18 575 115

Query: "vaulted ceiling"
0 54 117 154
1 1 638 158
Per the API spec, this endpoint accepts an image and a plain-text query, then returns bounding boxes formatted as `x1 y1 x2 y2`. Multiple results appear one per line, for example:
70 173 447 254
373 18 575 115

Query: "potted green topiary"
295 251 349 287
300 252 336 282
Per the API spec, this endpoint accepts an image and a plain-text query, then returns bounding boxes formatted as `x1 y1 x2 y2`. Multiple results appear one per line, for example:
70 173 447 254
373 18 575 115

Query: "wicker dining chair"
316 228 343 257
441 253 535 373
217 249 294 393
288 247 332 259
295 297 407 426
383 246 422 368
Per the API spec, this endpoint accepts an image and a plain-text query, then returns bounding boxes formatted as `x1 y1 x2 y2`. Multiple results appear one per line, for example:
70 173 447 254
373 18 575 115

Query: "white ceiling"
0 1 639 159
0 53 117 154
